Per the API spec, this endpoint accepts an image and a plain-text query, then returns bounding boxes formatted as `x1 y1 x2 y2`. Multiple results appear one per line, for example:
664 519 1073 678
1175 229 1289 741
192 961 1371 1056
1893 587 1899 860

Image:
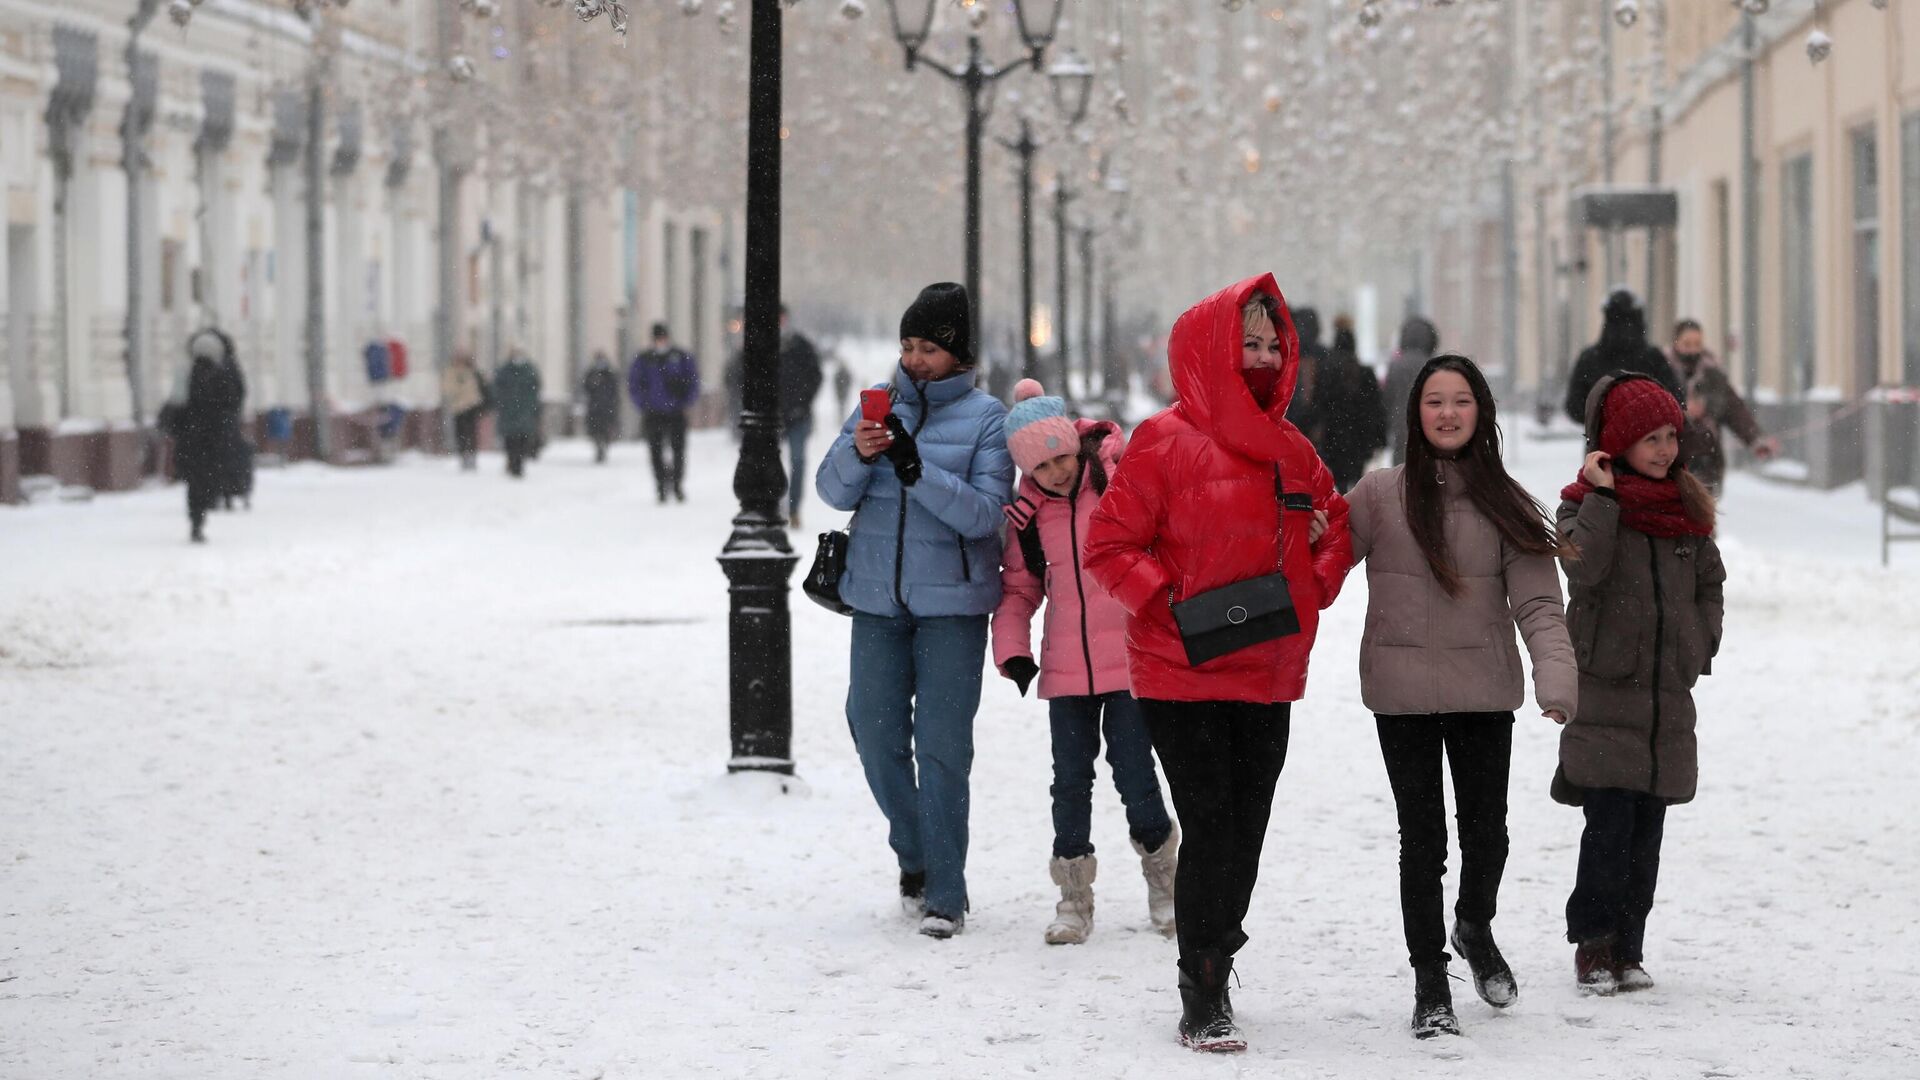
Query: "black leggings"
1375 712 1514 968
1140 699 1291 962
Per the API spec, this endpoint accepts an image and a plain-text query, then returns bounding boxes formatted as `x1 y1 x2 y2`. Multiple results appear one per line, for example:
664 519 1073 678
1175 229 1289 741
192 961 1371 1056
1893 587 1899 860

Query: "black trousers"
1375 712 1514 968
1566 787 1667 963
185 474 219 533
644 411 689 496
504 433 536 477
453 409 480 463
1141 699 1291 962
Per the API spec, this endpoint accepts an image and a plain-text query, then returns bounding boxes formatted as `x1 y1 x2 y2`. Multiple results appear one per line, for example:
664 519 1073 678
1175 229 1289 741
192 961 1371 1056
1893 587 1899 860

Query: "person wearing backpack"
991 379 1177 946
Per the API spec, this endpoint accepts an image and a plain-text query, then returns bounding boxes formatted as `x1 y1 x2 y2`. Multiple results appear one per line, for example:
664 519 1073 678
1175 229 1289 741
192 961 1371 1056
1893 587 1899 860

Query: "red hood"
1168 273 1301 464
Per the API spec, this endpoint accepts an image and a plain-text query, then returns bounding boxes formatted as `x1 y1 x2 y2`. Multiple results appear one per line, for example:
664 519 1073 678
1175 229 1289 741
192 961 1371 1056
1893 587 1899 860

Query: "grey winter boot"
1044 855 1097 945
1132 822 1179 938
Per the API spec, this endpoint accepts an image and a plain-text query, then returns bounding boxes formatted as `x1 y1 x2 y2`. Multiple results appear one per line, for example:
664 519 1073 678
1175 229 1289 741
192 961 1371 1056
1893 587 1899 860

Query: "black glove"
1001 656 1039 697
883 414 922 487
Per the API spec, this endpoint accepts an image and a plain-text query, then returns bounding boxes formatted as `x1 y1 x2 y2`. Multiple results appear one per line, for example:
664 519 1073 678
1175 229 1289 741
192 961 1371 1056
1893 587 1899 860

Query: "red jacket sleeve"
1083 432 1175 615
1304 453 1354 610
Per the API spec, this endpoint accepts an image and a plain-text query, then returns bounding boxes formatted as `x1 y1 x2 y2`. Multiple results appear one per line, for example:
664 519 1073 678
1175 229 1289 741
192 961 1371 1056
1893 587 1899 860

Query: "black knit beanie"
899 282 972 368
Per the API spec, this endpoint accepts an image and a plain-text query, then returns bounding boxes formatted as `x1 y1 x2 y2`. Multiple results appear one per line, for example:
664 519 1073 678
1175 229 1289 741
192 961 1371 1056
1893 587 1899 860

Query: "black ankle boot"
1176 952 1245 1053
1450 919 1519 1007
1411 962 1462 1039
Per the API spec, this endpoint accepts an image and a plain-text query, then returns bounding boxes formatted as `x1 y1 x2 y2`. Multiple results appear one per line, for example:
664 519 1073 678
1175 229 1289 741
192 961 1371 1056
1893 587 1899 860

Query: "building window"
1903 111 1920 387
1852 126 1881 397
1781 152 1816 398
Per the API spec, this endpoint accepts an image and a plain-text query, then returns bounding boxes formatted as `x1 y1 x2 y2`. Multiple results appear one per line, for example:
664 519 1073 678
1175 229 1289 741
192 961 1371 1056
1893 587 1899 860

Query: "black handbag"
803 529 854 615
1167 470 1303 666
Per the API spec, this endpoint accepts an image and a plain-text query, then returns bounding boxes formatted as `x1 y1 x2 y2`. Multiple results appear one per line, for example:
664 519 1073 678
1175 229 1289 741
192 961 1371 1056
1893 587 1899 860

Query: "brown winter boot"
1575 938 1619 996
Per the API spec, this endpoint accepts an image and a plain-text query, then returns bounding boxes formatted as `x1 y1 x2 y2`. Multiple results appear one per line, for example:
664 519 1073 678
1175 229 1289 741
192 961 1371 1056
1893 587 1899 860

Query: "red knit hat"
1598 378 1685 458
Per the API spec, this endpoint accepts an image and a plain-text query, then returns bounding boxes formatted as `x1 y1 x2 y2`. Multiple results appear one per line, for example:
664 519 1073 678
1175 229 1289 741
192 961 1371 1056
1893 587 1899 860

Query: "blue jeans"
847 612 988 917
785 417 812 517
1049 692 1174 859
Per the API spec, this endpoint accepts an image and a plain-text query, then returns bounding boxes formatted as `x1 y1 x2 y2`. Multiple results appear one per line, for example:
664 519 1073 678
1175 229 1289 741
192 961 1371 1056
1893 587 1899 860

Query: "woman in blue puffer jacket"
816 282 1014 939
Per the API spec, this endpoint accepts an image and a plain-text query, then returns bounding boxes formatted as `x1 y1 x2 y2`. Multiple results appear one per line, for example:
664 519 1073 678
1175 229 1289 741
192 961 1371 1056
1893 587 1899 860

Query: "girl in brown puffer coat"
1348 354 1576 1040
1555 373 1725 998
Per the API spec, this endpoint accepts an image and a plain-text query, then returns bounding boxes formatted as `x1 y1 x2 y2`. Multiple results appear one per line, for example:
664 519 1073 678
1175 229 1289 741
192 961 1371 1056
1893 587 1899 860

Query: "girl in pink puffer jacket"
992 380 1178 945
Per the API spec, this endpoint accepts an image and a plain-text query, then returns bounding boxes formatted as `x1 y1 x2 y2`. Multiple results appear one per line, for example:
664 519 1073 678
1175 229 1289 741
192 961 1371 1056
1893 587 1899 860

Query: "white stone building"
0 0 738 500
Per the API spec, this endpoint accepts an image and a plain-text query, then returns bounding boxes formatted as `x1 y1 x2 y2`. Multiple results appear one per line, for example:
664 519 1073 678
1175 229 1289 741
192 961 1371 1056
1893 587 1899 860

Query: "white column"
272 160 305 410
332 171 365 408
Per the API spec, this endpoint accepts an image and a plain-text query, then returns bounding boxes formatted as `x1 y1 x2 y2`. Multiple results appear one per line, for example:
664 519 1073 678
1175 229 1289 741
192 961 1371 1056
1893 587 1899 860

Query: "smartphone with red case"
860 388 891 425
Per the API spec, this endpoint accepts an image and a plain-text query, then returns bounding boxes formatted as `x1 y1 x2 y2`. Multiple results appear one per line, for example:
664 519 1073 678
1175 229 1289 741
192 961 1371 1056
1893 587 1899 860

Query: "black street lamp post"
717 0 797 778
999 119 1039 385
884 1 1064 389
1052 180 1075 401
1077 222 1095 395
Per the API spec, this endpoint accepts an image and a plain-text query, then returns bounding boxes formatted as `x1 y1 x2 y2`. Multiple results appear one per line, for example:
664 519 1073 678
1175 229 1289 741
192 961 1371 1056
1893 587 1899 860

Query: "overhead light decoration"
1806 28 1832 64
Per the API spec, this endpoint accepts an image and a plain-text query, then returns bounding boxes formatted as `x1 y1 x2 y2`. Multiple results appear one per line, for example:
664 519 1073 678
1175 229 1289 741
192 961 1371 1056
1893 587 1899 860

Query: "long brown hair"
1673 470 1717 532
1403 355 1571 596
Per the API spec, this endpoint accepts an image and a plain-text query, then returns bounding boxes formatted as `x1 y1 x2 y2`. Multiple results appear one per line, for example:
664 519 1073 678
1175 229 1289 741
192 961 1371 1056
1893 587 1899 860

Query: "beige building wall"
1487 0 1918 492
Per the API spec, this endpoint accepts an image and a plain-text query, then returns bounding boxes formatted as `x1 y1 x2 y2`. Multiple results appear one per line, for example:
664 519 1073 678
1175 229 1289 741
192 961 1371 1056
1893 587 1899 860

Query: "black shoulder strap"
1016 520 1047 590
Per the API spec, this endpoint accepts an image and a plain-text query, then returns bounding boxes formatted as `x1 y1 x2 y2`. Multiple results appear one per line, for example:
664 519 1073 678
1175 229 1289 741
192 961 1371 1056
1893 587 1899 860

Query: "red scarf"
1561 472 1712 539
1243 367 1281 410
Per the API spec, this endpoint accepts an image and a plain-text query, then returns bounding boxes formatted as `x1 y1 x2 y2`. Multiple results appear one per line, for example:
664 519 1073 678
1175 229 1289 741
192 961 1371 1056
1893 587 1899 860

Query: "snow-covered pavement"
3 394 1917 1079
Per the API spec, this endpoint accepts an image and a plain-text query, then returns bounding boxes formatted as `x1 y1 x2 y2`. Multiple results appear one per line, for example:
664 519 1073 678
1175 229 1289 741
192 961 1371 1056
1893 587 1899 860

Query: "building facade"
0 0 736 502
1409 0 1920 493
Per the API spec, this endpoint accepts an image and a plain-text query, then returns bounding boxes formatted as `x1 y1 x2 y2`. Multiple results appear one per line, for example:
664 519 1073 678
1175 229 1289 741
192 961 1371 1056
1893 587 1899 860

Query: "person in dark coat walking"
1383 316 1440 466
493 347 543 478
1312 316 1388 492
582 351 622 464
629 323 701 502
778 305 824 527
1563 290 1686 425
1665 319 1779 494
210 338 253 511
832 355 854 419
1554 373 1725 997
174 329 245 542
1284 306 1329 443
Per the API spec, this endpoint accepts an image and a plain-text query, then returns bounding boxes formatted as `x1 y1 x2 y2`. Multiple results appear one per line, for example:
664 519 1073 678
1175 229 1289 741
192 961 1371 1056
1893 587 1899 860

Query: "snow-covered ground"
4 367 1917 1079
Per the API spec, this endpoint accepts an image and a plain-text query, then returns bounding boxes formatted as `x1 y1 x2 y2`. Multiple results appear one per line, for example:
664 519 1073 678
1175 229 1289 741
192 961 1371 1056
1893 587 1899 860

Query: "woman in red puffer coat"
1084 273 1352 1054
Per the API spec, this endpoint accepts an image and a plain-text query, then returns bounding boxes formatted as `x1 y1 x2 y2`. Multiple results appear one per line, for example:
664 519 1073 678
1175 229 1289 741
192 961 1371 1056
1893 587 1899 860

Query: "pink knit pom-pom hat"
1005 379 1080 473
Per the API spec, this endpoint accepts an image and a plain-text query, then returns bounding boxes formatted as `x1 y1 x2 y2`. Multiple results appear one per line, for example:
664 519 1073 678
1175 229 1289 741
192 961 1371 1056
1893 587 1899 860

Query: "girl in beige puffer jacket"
1347 354 1576 1040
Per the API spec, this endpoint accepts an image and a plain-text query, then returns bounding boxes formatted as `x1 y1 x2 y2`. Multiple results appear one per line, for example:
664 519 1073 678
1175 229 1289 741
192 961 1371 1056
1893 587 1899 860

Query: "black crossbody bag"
1168 470 1306 666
